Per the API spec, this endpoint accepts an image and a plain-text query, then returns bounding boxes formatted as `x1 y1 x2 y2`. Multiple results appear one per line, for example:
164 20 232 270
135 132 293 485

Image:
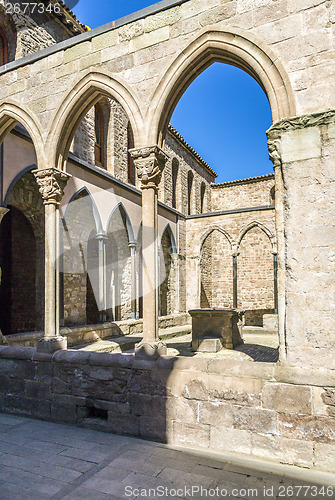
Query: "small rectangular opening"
87 407 108 420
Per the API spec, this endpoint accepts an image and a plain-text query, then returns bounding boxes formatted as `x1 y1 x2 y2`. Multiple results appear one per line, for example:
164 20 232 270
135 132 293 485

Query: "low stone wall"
0 346 334 473
2 313 191 347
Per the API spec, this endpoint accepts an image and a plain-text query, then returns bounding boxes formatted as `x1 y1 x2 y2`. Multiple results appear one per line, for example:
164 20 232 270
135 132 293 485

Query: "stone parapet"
0 346 335 473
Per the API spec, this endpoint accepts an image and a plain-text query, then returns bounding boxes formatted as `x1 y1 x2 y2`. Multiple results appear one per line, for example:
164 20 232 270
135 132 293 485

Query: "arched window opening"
0 29 8 66
170 63 272 183
270 186 275 205
200 182 206 213
187 171 193 215
127 123 135 185
94 104 104 167
63 190 99 326
172 158 179 209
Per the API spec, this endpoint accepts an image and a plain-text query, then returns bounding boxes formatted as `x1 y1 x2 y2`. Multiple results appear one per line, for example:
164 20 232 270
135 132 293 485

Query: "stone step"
243 326 278 336
74 324 192 353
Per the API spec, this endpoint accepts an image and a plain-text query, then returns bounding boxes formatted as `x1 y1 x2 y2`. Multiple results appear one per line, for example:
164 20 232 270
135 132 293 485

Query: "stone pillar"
232 253 238 309
33 168 71 353
0 208 9 343
157 244 161 318
273 252 278 315
171 252 179 313
130 146 168 357
129 241 137 319
96 232 108 322
267 110 335 368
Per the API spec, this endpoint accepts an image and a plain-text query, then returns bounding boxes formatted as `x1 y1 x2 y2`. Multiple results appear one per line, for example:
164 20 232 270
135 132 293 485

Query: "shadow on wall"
0 346 333 473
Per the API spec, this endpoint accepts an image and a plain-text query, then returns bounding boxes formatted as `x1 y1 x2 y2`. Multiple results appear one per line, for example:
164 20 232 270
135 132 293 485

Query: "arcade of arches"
1 0 335 475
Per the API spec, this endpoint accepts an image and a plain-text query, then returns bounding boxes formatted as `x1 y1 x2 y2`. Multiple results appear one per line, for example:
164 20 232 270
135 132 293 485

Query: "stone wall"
237 225 274 310
268 111 335 369
63 191 98 326
0 0 83 60
0 346 334 473
164 131 215 214
211 175 275 212
0 171 44 334
186 206 276 321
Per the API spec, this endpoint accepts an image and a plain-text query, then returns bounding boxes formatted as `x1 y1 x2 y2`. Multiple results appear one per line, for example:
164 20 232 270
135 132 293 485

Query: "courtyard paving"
75 330 279 363
0 413 333 500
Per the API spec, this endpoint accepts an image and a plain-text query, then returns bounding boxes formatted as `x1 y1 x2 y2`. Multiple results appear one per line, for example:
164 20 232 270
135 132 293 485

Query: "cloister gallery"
0 0 334 473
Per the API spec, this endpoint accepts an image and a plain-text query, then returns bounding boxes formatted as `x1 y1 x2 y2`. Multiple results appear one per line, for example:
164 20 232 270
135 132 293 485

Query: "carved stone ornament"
267 138 282 169
33 169 71 205
129 146 168 188
268 109 335 136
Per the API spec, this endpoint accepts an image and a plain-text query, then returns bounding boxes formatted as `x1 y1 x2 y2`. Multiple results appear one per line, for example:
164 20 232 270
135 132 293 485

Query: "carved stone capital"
267 138 282 169
33 168 71 206
268 109 335 137
129 145 168 188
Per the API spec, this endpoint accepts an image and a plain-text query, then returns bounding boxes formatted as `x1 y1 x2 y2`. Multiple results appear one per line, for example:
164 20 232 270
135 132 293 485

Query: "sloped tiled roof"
168 124 217 178
49 0 88 34
212 173 274 187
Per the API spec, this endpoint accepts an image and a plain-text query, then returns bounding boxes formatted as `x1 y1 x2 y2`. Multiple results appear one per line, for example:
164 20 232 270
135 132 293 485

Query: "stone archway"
148 27 296 147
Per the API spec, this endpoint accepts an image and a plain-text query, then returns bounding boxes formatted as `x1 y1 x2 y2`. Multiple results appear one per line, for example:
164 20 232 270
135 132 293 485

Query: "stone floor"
75 331 279 363
0 414 333 500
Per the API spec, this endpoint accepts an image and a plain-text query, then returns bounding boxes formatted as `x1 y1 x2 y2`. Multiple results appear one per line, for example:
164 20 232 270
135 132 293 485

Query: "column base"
36 336 67 354
135 340 167 359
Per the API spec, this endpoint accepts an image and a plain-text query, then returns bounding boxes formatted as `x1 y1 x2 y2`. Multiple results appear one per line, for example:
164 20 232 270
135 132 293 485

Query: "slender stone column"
273 252 278 314
96 232 108 322
130 146 168 357
33 168 71 353
171 253 179 313
0 208 9 342
129 241 137 319
232 245 239 309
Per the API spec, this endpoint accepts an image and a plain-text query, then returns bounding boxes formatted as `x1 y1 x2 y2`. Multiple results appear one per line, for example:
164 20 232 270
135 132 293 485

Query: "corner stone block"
262 383 312 414
172 422 210 448
166 396 198 424
210 427 252 455
314 442 335 472
232 406 277 434
281 127 321 163
198 401 233 427
251 434 314 468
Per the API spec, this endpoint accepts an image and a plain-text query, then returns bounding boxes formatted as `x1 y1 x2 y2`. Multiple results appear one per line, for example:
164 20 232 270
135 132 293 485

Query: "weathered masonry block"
0 347 335 473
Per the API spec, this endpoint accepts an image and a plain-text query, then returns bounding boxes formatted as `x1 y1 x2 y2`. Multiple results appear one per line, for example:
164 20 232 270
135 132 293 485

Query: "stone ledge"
0 346 35 360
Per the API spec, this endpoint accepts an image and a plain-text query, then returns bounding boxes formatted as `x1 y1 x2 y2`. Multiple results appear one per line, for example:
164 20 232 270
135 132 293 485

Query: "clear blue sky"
71 0 273 182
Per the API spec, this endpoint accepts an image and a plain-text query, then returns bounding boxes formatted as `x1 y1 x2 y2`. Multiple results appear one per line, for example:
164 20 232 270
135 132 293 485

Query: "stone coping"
189 308 237 316
186 204 275 219
1 345 335 386
0 0 191 76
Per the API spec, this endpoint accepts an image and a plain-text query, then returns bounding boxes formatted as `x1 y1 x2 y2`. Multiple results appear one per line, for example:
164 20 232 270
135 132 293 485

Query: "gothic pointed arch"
47 70 144 171
0 102 45 167
237 220 275 250
160 223 177 254
199 226 233 308
62 187 100 325
107 202 134 243
64 187 102 234
106 202 133 321
199 225 232 258
159 224 177 316
147 27 296 146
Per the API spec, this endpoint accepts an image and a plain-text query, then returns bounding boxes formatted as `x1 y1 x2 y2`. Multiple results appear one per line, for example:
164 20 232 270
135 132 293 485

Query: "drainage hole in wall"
87 407 108 420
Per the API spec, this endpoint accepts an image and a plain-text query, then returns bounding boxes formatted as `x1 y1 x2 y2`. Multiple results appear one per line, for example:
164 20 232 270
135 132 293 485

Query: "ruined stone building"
0 0 334 474
0 0 276 339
